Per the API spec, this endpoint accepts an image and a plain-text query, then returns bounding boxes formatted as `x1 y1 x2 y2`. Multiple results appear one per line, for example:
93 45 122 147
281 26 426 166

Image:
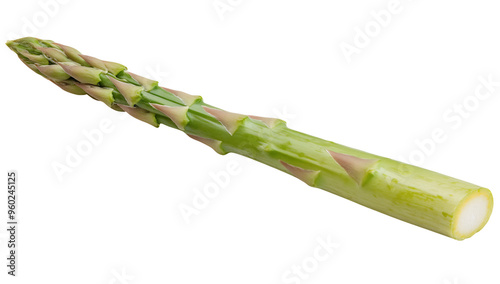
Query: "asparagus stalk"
6 37 493 240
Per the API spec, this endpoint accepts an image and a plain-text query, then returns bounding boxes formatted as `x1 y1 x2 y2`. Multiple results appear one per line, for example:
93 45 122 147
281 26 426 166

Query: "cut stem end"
452 188 494 240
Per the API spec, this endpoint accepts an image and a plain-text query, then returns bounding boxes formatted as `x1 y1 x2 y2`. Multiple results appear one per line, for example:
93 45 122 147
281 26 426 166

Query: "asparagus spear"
6 37 493 240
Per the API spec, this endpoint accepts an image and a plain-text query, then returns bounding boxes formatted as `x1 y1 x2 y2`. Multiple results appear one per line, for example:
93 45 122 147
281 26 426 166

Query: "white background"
0 0 499 283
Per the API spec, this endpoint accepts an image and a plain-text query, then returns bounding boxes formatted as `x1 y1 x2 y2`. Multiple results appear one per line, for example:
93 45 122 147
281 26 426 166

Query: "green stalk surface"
7 37 493 240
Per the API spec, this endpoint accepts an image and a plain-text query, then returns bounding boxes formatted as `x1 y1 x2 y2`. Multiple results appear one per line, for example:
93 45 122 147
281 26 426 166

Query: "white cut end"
452 189 493 240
